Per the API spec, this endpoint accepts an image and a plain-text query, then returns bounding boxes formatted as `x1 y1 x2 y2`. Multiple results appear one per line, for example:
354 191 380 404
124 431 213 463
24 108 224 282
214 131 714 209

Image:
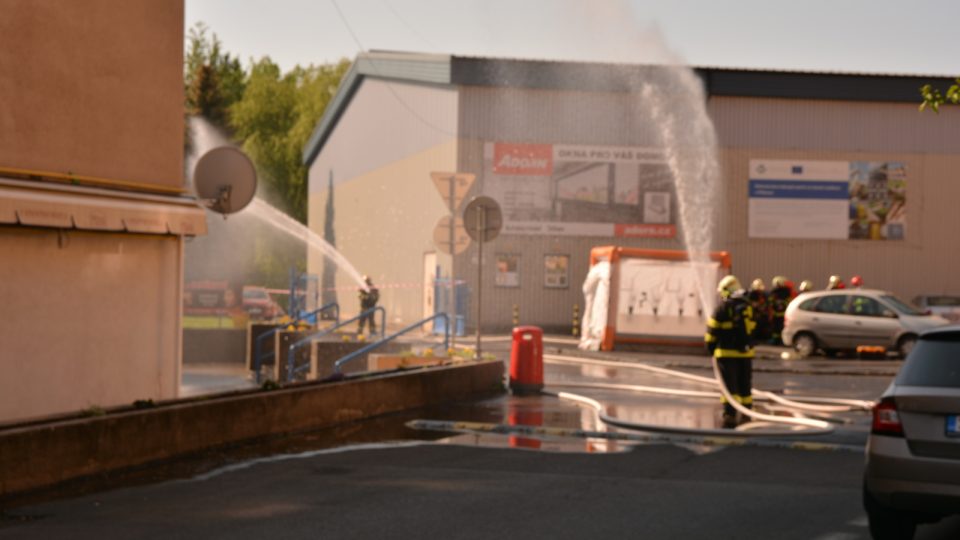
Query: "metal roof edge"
304 51 959 165
694 67 956 103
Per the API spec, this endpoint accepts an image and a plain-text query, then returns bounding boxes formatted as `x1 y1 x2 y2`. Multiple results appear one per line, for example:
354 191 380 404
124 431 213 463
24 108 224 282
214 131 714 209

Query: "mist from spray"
186 116 368 293
475 0 722 317
245 197 367 290
639 73 721 316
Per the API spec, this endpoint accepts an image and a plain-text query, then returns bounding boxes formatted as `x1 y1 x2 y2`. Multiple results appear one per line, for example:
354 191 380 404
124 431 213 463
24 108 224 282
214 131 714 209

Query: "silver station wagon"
864 326 960 538
782 289 948 358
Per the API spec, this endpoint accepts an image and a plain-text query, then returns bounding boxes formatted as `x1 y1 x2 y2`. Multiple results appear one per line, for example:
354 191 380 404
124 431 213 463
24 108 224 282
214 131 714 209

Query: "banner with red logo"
492 143 553 176
482 141 677 239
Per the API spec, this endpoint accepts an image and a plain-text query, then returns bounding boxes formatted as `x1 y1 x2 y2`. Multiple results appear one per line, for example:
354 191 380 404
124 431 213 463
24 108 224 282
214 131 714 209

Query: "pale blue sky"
185 0 958 76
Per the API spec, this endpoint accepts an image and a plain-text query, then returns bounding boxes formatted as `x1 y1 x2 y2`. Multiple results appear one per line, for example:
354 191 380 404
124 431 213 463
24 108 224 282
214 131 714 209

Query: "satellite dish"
193 146 257 215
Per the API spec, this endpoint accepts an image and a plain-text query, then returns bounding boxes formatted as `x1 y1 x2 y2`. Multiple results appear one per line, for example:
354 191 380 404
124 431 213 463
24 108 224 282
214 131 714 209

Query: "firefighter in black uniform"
357 276 380 336
705 275 757 428
768 275 792 345
747 278 770 344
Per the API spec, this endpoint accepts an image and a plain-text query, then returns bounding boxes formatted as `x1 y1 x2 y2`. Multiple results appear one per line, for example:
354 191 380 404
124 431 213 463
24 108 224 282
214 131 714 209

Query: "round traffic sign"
462 196 503 243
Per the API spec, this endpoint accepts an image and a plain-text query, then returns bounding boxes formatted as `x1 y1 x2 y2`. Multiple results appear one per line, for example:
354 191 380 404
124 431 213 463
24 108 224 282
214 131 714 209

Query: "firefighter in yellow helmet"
746 278 771 343
768 275 792 345
357 275 380 335
827 275 846 290
705 275 757 428
798 280 814 293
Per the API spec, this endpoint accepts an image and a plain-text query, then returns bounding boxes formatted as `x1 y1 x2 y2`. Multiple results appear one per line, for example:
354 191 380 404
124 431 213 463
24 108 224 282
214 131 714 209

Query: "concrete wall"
308 78 458 327
183 329 246 365
0 361 505 496
0 0 185 189
709 97 960 300
0 227 181 423
0 1 189 424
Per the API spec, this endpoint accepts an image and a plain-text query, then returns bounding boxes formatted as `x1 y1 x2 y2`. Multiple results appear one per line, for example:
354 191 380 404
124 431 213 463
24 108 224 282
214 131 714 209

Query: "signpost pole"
448 175 456 348
475 205 485 359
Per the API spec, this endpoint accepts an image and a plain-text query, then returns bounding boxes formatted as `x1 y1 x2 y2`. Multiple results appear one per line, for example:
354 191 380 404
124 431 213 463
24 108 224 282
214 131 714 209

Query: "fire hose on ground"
542 353 875 438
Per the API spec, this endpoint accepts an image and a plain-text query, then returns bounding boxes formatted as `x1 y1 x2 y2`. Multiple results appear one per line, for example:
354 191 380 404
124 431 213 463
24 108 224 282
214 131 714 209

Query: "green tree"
920 79 960 112
230 58 351 223
182 24 351 290
184 22 246 129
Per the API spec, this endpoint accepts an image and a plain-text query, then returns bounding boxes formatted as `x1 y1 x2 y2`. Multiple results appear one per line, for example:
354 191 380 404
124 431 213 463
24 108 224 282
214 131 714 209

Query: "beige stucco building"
304 52 960 335
0 0 205 422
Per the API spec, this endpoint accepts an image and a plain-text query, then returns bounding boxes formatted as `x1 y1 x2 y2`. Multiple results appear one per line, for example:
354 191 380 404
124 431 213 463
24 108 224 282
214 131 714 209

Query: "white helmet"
718 275 742 297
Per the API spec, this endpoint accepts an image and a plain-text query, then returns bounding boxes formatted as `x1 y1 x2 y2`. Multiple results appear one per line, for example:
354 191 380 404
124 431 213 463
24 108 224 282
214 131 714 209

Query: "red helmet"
851 275 863 288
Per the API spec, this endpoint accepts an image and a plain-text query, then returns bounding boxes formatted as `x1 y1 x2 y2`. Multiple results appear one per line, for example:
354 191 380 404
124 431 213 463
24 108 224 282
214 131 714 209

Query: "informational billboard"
482 142 677 238
748 159 906 240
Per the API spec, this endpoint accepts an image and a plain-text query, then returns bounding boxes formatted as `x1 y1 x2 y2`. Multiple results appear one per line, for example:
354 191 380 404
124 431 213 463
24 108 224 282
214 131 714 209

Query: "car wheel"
897 334 917 358
793 332 817 358
863 484 916 540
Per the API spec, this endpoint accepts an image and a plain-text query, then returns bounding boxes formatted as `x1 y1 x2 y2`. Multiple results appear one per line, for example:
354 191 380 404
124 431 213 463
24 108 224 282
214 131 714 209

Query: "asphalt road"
2 442 958 539
3 344 959 539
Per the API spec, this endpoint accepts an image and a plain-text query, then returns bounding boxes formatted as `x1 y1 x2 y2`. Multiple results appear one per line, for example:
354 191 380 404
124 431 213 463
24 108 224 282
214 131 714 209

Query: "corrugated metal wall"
452 90 960 332
455 86 686 332
710 97 960 300
313 76 960 333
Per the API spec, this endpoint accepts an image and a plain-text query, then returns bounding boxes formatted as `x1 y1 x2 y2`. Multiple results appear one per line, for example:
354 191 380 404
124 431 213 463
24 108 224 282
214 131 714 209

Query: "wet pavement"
178 336 895 454
180 335 892 451
9 338 958 537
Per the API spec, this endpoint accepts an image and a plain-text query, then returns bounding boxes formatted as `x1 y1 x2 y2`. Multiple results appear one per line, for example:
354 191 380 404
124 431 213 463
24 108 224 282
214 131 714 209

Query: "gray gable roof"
304 51 957 166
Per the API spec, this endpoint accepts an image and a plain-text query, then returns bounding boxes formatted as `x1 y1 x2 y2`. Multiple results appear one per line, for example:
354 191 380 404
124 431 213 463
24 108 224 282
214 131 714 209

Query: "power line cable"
381 0 440 52
329 0 456 136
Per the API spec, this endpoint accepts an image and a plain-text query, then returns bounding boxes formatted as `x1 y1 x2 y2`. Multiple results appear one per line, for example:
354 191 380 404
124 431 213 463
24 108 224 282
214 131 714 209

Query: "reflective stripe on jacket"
705 296 756 359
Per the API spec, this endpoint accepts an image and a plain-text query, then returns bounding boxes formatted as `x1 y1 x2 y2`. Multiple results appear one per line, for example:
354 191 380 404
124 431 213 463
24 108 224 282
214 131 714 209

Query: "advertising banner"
483 142 676 238
748 159 906 240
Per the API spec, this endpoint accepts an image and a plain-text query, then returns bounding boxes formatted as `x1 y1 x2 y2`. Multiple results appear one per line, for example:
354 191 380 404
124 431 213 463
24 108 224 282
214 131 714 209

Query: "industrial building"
0 0 202 422
304 51 960 334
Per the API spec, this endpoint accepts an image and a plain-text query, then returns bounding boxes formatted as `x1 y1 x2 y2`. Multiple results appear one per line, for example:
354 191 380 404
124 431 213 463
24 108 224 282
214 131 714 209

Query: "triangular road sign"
431 172 476 211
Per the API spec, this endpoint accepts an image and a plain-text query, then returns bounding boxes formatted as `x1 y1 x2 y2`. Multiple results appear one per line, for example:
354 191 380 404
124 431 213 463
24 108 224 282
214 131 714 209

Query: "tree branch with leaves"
919 79 960 113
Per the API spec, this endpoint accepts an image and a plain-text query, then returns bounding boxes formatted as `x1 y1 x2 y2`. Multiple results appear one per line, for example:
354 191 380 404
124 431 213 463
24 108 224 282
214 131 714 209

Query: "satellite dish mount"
193 146 257 216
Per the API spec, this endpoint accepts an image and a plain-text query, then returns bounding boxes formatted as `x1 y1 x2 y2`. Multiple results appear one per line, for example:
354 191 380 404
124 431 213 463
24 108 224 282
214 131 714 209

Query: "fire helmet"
750 278 765 291
717 275 742 297
827 275 842 289
771 275 787 288
850 275 863 288
798 280 814 293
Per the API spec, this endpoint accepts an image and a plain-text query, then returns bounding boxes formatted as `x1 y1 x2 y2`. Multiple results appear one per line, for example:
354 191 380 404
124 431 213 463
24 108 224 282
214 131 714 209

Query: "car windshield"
881 295 925 316
926 296 960 307
897 336 960 388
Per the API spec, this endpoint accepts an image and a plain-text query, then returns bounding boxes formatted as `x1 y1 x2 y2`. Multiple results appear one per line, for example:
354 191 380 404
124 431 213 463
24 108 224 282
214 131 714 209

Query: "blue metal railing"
253 326 284 384
252 302 339 384
285 307 386 381
332 313 449 375
297 302 340 326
